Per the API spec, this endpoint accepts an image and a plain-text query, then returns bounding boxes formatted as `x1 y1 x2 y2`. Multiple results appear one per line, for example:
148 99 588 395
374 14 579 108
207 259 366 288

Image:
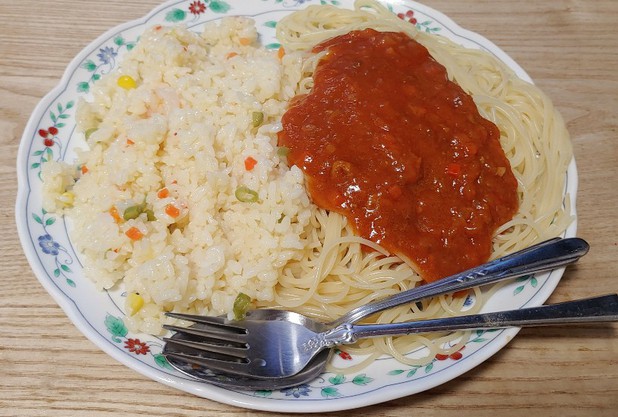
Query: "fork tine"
165 312 245 331
163 324 247 344
163 337 248 359
163 351 254 376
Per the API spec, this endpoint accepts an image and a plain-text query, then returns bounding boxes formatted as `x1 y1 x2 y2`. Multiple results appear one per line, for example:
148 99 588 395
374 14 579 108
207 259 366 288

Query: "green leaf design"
50 111 57 123
114 36 125 46
57 103 63 113
105 314 128 342
352 373 373 385
56 122 66 128
209 0 231 13
45 217 56 226
66 100 74 109
513 285 525 295
265 42 281 50
53 268 60 277
530 276 538 287
425 362 434 373
407 367 419 378
77 82 90 93
60 264 72 273
165 8 186 22
66 279 76 287
92 74 101 81
388 369 405 375
254 390 272 397
153 353 173 369
126 42 136 51
31 162 40 169
264 21 277 28
33 150 44 156
321 387 341 398
32 213 43 225
81 60 97 71
328 374 346 385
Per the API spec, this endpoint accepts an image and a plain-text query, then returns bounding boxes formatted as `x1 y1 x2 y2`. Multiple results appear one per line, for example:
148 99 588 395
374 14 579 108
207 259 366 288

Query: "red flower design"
124 338 151 355
39 126 58 147
189 1 206 15
397 10 418 25
435 346 465 361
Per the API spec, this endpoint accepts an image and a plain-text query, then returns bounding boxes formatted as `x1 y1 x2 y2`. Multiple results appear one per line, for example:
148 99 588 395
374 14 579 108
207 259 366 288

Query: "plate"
15 0 577 413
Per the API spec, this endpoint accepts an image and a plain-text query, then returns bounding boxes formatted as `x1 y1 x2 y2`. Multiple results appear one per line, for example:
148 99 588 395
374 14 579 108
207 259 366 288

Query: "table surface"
2 0 617 416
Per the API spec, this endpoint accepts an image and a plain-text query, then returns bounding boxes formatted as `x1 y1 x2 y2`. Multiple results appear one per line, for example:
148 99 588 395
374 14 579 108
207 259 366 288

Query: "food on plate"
279 28 519 282
42 0 573 370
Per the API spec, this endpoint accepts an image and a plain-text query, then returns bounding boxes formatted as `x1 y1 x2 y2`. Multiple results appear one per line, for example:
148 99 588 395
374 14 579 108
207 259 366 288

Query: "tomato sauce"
278 29 519 282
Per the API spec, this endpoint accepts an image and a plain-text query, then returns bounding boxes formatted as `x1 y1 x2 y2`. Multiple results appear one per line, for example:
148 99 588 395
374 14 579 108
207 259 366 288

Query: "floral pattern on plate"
16 0 576 412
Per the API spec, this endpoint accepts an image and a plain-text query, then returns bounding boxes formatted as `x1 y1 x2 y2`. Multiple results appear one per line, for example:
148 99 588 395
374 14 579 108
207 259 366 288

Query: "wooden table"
2 1 617 416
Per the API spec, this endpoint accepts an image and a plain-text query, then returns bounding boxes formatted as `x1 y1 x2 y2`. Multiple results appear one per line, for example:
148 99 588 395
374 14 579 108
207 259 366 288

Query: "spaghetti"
262 0 573 372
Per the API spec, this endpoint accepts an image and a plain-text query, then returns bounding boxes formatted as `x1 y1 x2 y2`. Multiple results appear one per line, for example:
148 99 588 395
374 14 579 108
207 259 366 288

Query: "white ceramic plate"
16 0 577 413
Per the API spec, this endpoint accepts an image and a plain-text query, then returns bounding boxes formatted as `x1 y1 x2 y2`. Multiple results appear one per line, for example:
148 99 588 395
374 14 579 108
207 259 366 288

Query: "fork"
164 293 618 383
163 237 590 379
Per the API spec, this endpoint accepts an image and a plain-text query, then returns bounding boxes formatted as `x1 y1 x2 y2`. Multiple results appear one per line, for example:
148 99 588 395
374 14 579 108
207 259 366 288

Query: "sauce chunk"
279 29 519 282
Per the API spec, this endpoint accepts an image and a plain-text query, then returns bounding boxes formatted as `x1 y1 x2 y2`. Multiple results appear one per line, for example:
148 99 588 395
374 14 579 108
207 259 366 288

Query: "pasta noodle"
259 0 573 371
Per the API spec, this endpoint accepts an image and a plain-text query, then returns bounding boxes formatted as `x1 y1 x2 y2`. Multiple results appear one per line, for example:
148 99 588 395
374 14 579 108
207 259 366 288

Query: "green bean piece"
233 293 252 320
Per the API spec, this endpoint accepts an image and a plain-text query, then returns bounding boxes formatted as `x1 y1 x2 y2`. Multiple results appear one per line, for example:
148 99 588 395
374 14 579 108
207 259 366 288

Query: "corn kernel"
127 292 144 316
56 191 74 207
117 75 137 90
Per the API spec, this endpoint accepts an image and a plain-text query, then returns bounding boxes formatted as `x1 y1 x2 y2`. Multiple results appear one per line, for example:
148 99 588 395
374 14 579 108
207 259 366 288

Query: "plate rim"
14 0 578 412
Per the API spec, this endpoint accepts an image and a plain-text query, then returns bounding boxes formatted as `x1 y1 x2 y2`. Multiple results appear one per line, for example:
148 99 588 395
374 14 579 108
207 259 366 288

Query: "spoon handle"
330 237 589 326
337 294 618 342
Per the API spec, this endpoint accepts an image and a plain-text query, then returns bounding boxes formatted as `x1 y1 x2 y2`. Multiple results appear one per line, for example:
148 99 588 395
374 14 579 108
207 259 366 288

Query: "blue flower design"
97 46 118 65
281 384 311 398
38 234 60 256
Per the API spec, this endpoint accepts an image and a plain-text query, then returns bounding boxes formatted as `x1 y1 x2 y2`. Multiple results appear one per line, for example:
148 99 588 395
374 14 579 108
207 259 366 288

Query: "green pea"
235 186 259 203
233 293 252 320
251 111 264 127
123 205 143 220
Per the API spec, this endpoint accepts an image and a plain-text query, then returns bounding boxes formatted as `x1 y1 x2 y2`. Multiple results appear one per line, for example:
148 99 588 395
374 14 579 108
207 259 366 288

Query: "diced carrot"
278 46 285 60
244 156 258 171
81 165 89 174
157 187 170 199
165 204 180 218
126 138 135 145
125 227 143 241
226 52 238 59
109 206 122 223
239 37 251 46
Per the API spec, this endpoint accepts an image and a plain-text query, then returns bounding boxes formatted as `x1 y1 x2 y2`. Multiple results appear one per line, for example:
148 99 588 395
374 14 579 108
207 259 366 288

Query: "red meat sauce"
278 29 519 282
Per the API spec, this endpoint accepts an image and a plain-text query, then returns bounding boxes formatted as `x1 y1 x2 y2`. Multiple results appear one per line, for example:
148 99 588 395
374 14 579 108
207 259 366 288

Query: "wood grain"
1 1 617 416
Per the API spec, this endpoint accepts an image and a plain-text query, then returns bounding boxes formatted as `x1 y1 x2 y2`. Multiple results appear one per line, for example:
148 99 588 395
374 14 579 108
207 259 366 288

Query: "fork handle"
331 237 589 326
323 294 618 345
